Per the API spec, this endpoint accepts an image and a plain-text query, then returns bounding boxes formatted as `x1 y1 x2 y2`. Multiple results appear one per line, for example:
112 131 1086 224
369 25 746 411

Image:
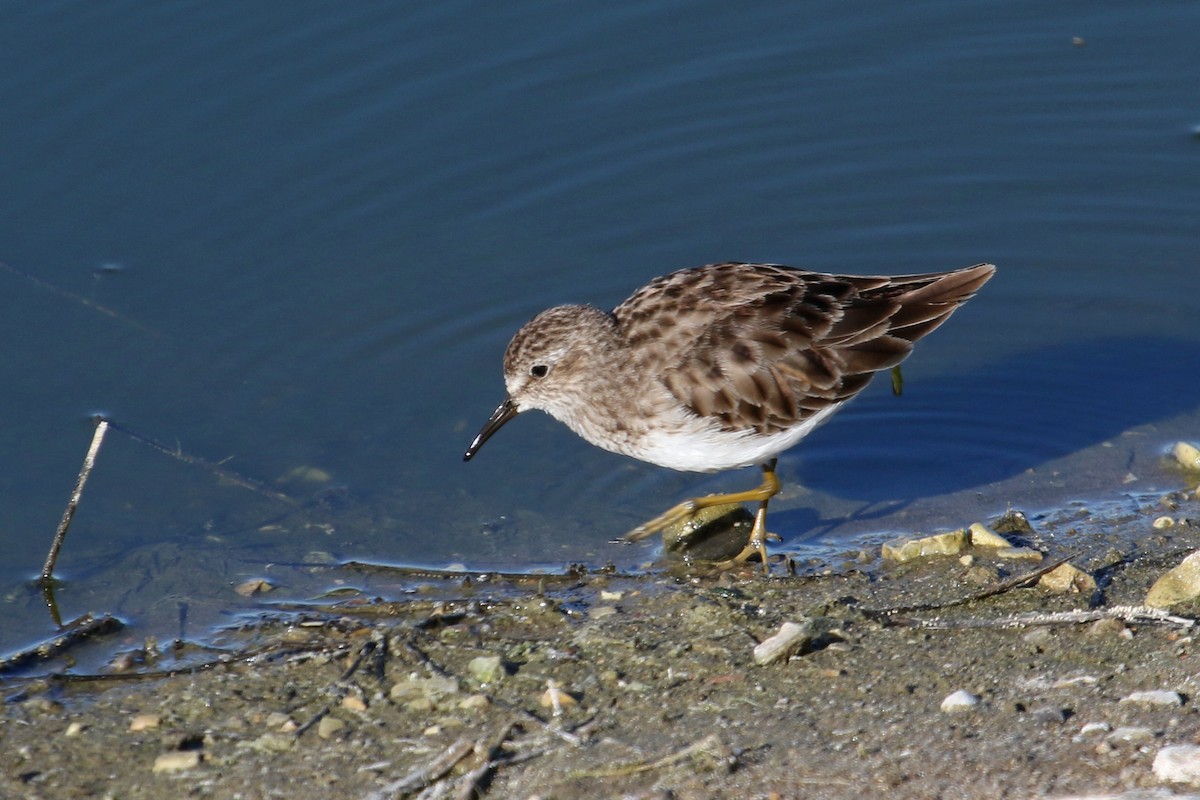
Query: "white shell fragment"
940 690 981 713
1120 690 1184 707
753 619 818 666
1155 744 1200 785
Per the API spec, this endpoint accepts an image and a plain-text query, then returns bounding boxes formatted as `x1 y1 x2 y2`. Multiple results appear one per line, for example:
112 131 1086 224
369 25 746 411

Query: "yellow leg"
625 460 781 573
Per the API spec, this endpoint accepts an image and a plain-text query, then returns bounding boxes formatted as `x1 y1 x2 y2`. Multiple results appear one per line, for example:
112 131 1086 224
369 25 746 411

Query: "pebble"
1106 726 1156 744
467 655 505 685
1146 550 1200 609
588 605 618 620
234 578 275 597
996 546 1043 561
1038 562 1097 594
264 711 292 730
1154 516 1177 530
129 713 161 732
247 733 294 752
1120 690 1184 707
64 721 86 737
458 694 491 711
1028 706 1069 724
968 523 1010 548
317 716 346 739
390 674 460 705
753 619 818 666
661 502 753 561
940 690 981 713
152 751 202 773
881 530 968 562
1173 441 1200 472
1155 744 1200 785
341 695 367 713
1078 721 1111 737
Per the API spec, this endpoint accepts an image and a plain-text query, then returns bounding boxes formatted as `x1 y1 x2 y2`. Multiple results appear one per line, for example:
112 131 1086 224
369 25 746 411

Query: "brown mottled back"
614 262 995 436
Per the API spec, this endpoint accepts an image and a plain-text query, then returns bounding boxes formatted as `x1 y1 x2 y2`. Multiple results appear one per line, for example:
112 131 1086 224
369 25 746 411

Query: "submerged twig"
0 612 123 674
39 418 110 586
105 419 296 505
0 259 160 337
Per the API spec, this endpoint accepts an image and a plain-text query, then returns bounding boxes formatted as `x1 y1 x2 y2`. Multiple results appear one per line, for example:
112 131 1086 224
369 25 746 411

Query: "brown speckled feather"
615 262 995 436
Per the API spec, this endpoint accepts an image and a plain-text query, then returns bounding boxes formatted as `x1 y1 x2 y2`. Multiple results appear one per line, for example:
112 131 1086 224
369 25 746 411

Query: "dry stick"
365 736 476 800
39 419 110 586
453 721 519 800
906 606 1195 631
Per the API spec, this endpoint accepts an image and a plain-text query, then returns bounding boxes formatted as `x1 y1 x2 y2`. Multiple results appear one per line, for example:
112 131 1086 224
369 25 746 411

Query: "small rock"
1039 562 1097 594
1154 516 1177 530
1173 441 1200 472
64 721 86 737
1146 550 1200 609
264 711 292 729
341 695 367 713
940 690 980 713
1078 721 1111 736
458 694 491 711
753 619 818 666
1087 618 1128 637
1120 690 1184 707
661 503 754 562
248 733 294 752
881 530 969 563
968 523 1010 548
317 716 346 739
129 713 161 732
390 674 460 704
467 655 505 685
1155 744 1200 784
588 605 618 620
599 590 624 601
1028 706 1069 724
996 546 1043 561
234 578 275 597
1107 726 1156 744
994 509 1036 537
152 751 202 773
1022 628 1055 647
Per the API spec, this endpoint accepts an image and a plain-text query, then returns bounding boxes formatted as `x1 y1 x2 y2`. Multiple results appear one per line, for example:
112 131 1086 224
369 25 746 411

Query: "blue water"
1 1 1198 657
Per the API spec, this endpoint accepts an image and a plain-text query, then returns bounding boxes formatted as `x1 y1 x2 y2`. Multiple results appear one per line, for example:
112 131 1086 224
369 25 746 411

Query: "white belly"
625 403 843 473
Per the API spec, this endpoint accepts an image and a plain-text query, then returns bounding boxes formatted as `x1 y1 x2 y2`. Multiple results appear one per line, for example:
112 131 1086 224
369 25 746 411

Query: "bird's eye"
530 364 549 378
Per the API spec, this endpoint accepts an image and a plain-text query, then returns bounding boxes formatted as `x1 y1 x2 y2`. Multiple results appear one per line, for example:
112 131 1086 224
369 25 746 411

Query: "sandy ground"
4 466 1200 800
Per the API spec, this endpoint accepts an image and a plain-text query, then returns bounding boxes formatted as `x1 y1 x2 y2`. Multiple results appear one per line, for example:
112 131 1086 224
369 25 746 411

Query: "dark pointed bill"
463 397 519 461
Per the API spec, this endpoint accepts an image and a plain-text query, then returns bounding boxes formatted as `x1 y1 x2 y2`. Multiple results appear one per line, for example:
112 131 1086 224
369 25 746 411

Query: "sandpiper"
465 261 995 571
